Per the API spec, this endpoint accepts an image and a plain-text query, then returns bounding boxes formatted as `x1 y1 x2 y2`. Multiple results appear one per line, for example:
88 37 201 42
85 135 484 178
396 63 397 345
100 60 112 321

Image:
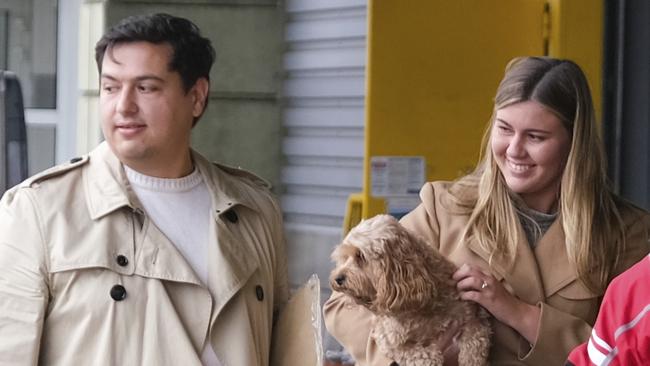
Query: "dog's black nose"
335 275 346 286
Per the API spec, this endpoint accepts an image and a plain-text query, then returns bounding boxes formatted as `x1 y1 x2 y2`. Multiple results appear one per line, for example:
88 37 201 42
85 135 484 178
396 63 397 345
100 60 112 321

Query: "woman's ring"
481 281 488 289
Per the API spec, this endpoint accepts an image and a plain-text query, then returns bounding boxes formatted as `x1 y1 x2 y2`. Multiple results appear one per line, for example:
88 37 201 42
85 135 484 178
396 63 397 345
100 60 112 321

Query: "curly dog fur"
330 214 491 366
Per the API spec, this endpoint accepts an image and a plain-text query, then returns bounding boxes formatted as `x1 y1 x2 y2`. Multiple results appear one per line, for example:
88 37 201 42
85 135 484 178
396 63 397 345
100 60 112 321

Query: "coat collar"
190 149 265 219
82 142 262 291
83 142 261 221
83 142 132 220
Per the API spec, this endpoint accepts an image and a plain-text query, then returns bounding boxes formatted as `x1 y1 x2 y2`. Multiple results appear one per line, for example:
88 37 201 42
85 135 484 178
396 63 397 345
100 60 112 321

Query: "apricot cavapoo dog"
330 214 491 366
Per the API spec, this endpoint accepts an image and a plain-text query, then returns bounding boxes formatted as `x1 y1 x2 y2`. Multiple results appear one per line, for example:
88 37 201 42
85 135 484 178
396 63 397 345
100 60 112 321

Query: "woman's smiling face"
491 100 572 212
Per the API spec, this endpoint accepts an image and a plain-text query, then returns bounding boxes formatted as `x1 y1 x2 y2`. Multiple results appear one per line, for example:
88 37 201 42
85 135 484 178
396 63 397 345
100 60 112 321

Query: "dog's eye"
355 251 365 263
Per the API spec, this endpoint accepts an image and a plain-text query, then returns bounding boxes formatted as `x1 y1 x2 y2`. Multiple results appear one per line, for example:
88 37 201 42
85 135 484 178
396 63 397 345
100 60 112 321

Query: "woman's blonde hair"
457 56 625 293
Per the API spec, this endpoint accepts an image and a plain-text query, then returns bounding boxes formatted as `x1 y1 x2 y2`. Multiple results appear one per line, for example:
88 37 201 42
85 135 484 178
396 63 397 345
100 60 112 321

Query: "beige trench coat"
0 142 289 366
324 181 650 366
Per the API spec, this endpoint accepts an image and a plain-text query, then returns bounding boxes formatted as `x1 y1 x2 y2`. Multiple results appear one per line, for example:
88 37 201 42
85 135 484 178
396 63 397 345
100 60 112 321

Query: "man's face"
99 41 207 177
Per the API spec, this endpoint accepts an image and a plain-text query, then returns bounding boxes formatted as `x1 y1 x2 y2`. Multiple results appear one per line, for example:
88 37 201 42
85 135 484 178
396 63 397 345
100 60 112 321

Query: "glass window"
0 0 58 109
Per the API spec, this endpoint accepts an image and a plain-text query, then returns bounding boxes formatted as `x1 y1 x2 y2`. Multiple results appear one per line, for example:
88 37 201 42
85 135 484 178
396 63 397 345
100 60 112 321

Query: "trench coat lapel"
206 212 261 366
84 142 203 286
134 218 204 286
534 217 580 297
208 214 258 318
86 143 262 302
467 222 545 305
193 151 261 320
196 154 262 365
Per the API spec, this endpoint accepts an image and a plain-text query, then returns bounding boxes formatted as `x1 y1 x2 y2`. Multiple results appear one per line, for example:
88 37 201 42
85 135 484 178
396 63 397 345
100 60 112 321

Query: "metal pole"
0 70 7 193
612 0 626 193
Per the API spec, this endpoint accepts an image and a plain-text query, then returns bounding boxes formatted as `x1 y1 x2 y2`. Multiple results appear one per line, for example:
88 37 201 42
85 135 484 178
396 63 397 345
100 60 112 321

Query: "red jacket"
567 255 650 366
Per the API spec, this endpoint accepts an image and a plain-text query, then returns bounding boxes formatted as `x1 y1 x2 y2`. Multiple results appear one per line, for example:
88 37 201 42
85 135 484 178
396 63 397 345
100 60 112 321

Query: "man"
0 13 288 365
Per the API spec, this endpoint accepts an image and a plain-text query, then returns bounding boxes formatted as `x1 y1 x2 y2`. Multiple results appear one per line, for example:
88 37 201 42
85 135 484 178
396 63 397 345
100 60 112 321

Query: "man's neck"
122 153 194 179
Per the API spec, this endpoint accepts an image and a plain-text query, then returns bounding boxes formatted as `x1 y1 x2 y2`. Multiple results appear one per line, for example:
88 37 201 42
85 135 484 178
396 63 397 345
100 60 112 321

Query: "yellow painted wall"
346 0 604 227
547 0 603 119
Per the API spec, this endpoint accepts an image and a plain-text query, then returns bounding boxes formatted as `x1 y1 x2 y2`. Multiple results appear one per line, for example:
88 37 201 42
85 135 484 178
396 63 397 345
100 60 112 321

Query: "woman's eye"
497 125 512 134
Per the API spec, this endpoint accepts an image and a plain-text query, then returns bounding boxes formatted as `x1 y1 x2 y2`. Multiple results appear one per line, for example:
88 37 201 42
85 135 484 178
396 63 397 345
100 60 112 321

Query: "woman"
324 57 650 365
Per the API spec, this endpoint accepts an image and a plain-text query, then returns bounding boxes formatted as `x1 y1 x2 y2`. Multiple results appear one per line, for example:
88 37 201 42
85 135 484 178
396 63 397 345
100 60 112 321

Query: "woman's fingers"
452 265 541 344
453 263 491 290
451 263 473 281
453 263 501 306
456 275 489 292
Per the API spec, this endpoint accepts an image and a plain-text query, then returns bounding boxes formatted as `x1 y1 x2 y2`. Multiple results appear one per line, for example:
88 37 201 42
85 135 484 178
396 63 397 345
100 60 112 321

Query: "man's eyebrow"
100 74 118 81
100 74 165 83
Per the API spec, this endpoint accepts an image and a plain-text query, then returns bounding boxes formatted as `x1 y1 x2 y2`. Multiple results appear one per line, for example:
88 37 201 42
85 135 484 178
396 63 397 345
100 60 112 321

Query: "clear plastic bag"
271 274 323 366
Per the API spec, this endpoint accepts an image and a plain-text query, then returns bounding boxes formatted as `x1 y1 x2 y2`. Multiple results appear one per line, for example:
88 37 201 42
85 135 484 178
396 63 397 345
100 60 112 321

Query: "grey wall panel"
282 1 367 356
26 123 55 176
282 0 366 292
191 98 282 187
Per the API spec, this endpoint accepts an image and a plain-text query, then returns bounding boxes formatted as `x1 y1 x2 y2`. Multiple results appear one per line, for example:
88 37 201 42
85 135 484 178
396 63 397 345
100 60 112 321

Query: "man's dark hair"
95 13 215 92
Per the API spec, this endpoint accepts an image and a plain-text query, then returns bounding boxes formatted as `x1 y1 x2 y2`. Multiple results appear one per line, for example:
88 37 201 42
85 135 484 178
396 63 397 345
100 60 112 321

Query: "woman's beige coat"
324 181 650 365
0 142 289 366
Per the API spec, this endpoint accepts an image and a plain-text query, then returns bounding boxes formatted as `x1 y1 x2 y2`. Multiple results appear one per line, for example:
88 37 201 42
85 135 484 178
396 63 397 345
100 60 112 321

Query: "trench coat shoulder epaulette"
211 161 272 190
19 155 89 189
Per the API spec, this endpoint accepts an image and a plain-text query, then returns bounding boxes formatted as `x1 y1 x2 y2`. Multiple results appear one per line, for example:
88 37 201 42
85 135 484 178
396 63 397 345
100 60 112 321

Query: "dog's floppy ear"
373 225 441 314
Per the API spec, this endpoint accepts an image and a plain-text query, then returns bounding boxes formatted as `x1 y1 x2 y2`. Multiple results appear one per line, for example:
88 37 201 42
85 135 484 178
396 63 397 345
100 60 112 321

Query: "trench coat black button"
69 157 82 164
224 210 238 223
255 285 264 301
110 285 127 301
116 255 128 267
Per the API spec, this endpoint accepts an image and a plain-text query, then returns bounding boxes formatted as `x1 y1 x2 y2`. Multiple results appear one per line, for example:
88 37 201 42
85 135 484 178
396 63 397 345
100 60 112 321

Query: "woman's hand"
452 263 541 344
